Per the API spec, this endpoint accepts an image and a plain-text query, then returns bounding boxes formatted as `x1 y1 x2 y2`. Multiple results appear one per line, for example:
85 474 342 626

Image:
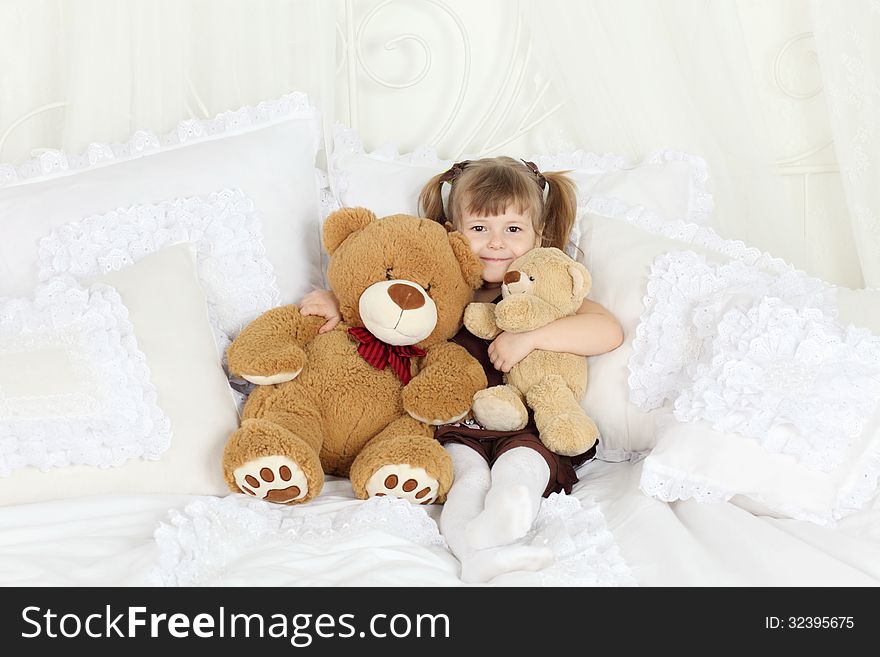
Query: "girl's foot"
465 484 536 550
459 544 554 583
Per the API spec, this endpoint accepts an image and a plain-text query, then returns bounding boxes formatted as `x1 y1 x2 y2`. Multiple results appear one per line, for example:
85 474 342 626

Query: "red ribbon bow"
348 327 426 385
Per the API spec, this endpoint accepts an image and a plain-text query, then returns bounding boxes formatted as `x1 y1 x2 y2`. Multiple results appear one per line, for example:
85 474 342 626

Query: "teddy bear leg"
349 416 453 504
224 394 326 504
472 385 528 431
526 374 599 457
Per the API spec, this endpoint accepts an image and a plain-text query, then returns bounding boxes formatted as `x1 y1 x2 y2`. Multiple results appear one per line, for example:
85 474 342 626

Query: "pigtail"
539 170 578 251
418 172 448 224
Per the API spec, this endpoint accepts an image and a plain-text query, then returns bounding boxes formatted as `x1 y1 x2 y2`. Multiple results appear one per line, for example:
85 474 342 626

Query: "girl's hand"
299 289 342 334
488 330 536 373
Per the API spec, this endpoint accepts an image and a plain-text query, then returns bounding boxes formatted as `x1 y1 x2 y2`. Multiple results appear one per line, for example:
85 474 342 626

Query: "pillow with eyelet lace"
638 285 880 526
329 125 713 243
0 243 239 505
36 188 278 354
0 92 324 306
581 215 839 461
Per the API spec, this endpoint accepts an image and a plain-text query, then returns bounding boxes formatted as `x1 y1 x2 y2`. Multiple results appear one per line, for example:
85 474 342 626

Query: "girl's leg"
440 444 552 583
465 446 550 550
439 443 491 560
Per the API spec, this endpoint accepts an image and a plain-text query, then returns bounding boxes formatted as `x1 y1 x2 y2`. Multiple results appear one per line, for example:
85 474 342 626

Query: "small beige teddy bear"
463 247 599 456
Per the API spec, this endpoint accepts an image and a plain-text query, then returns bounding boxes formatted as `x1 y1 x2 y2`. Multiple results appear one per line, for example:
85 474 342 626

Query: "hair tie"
438 160 472 185
520 159 547 191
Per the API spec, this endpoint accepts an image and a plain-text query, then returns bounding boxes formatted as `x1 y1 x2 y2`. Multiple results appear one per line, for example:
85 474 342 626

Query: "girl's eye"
508 226 521 233
386 268 394 280
471 226 485 232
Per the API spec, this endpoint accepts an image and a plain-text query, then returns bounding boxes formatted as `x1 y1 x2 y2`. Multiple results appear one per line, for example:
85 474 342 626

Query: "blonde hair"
418 156 578 251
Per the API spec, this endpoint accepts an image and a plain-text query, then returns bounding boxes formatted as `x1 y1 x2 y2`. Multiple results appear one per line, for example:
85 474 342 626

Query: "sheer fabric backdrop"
811 0 880 288
0 0 336 160
530 0 879 288
530 0 790 257
0 0 877 288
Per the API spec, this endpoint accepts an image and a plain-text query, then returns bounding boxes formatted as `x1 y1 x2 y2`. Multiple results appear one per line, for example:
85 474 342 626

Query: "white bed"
2 458 878 587
2 1 880 590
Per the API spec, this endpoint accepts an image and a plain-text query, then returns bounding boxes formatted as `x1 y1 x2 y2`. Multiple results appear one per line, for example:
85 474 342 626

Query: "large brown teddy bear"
222 208 487 505
463 247 599 456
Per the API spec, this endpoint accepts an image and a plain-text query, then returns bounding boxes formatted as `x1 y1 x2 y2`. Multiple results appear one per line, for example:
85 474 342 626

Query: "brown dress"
435 297 597 497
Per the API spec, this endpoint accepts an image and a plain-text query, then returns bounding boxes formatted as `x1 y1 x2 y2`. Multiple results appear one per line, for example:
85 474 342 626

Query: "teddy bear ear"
447 230 484 289
568 261 593 302
322 207 377 254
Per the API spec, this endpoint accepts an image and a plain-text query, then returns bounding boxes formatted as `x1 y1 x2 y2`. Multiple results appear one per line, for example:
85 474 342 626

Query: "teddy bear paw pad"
472 388 528 431
234 456 308 504
366 464 438 504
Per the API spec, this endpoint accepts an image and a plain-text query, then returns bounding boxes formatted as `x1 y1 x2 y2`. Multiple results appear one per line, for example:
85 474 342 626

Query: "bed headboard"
334 0 565 159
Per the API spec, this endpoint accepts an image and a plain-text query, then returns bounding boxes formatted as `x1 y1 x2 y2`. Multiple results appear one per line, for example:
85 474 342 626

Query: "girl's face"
458 203 541 285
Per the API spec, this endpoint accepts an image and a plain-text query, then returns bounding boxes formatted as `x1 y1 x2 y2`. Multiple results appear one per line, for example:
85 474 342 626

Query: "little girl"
301 157 623 582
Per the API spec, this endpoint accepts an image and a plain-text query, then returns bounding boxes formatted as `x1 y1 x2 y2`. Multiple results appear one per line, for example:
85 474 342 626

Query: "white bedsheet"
1 460 878 587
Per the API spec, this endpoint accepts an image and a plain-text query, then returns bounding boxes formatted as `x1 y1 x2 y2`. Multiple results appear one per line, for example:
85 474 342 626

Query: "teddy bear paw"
234 455 309 504
540 413 599 457
240 368 302 386
366 464 439 505
472 387 528 431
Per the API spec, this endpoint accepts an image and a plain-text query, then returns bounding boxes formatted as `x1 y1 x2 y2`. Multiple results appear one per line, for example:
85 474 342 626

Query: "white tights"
440 444 553 583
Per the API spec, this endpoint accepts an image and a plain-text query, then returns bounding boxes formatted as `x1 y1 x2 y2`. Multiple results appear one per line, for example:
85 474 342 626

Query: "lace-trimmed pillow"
37 188 279 349
640 292 880 526
0 244 239 505
329 125 713 235
581 216 723 459
0 92 323 306
0 277 170 477
582 215 839 460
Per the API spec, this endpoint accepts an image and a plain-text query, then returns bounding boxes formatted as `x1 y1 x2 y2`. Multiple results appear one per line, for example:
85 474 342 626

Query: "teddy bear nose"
388 283 425 310
503 271 521 285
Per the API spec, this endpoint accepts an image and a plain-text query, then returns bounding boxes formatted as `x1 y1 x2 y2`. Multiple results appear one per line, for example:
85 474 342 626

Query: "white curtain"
811 0 880 289
0 0 336 162
528 0 790 266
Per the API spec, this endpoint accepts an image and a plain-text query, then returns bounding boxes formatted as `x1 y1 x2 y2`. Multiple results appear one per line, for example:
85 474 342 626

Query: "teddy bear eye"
528 275 535 281
424 283 432 292
386 268 394 280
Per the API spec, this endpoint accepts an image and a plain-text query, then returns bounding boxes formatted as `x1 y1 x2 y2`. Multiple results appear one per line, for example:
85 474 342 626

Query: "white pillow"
0 244 239 505
0 277 171 476
534 149 713 226
582 216 725 459
641 411 880 526
627 251 836 414
0 92 323 306
639 288 880 525
582 213 836 460
37 188 278 345
329 125 713 227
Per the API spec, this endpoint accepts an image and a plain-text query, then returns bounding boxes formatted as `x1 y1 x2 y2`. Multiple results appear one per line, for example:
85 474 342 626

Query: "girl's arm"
487 299 623 372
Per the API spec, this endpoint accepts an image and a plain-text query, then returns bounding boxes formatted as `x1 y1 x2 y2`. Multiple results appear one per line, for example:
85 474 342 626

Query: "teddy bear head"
322 208 483 348
500 247 591 320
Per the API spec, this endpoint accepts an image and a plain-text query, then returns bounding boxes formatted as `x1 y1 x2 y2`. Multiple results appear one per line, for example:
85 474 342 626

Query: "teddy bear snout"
359 279 438 346
502 270 533 296
388 282 426 310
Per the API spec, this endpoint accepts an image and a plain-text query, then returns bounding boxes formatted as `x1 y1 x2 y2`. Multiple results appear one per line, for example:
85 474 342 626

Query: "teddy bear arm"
463 302 502 339
495 295 563 333
402 342 488 425
227 305 323 383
